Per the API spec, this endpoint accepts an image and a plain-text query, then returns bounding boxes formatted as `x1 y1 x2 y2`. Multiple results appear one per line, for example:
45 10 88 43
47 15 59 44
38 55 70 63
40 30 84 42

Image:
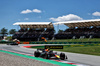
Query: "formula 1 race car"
34 49 68 60
7 42 18 45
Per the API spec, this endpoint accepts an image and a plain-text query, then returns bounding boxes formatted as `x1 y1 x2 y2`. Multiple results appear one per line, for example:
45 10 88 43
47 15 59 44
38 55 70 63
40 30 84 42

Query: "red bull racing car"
34 49 68 60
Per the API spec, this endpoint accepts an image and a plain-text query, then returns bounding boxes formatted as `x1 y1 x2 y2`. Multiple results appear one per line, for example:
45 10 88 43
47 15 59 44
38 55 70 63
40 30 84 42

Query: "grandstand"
12 22 54 41
54 19 100 39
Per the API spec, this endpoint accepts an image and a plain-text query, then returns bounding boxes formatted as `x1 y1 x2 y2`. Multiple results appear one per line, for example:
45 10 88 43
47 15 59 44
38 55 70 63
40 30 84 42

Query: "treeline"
0 27 16 37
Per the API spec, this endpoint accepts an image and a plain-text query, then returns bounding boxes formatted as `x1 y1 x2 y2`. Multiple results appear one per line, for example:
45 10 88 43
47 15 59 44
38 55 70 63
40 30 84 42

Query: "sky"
0 0 100 33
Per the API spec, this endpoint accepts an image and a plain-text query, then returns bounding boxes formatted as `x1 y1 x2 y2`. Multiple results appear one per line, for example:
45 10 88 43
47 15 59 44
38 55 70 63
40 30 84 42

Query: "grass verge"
54 46 100 56
31 45 100 56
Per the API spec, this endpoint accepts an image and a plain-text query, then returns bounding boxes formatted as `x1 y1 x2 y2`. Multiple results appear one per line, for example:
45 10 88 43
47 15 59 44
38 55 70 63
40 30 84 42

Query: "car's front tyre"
60 53 65 60
34 51 40 57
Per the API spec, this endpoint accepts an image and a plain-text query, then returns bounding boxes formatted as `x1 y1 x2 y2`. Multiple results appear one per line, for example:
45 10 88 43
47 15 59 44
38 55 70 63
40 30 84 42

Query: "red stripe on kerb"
23 46 31 48
54 60 61 62
22 45 42 48
67 63 77 65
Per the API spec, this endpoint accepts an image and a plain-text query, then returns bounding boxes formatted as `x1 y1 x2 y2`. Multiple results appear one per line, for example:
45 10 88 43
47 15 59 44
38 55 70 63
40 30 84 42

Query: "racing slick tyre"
34 51 40 57
60 53 65 60
45 54 50 59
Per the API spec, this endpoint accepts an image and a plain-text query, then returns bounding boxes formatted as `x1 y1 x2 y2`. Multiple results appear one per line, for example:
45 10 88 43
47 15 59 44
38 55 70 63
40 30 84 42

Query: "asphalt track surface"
0 52 59 66
0 44 100 66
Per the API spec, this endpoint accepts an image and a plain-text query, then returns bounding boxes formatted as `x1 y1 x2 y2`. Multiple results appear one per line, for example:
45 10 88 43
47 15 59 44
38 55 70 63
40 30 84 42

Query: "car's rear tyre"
34 51 40 57
60 53 65 60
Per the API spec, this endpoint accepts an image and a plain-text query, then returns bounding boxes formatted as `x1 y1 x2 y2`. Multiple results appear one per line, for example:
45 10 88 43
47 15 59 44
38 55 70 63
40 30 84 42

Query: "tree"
9 29 16 36
58 29 63 33
0 27 8 37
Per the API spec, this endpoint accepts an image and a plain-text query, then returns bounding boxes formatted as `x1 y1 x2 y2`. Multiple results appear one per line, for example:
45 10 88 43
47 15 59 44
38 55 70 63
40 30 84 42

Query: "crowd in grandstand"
55 26 100 39
13 26 100 41
12 28 54 41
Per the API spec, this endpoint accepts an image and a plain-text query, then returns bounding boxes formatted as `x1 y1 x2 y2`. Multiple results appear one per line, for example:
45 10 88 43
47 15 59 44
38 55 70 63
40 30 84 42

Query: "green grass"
20 38 100 44
54 46 100 56
31 45 100 56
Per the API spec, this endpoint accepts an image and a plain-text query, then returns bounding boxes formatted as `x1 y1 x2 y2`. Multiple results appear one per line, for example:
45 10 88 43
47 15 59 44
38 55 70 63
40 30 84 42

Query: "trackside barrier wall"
30 42 100 44
0 41 100 44
0 41 14 44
